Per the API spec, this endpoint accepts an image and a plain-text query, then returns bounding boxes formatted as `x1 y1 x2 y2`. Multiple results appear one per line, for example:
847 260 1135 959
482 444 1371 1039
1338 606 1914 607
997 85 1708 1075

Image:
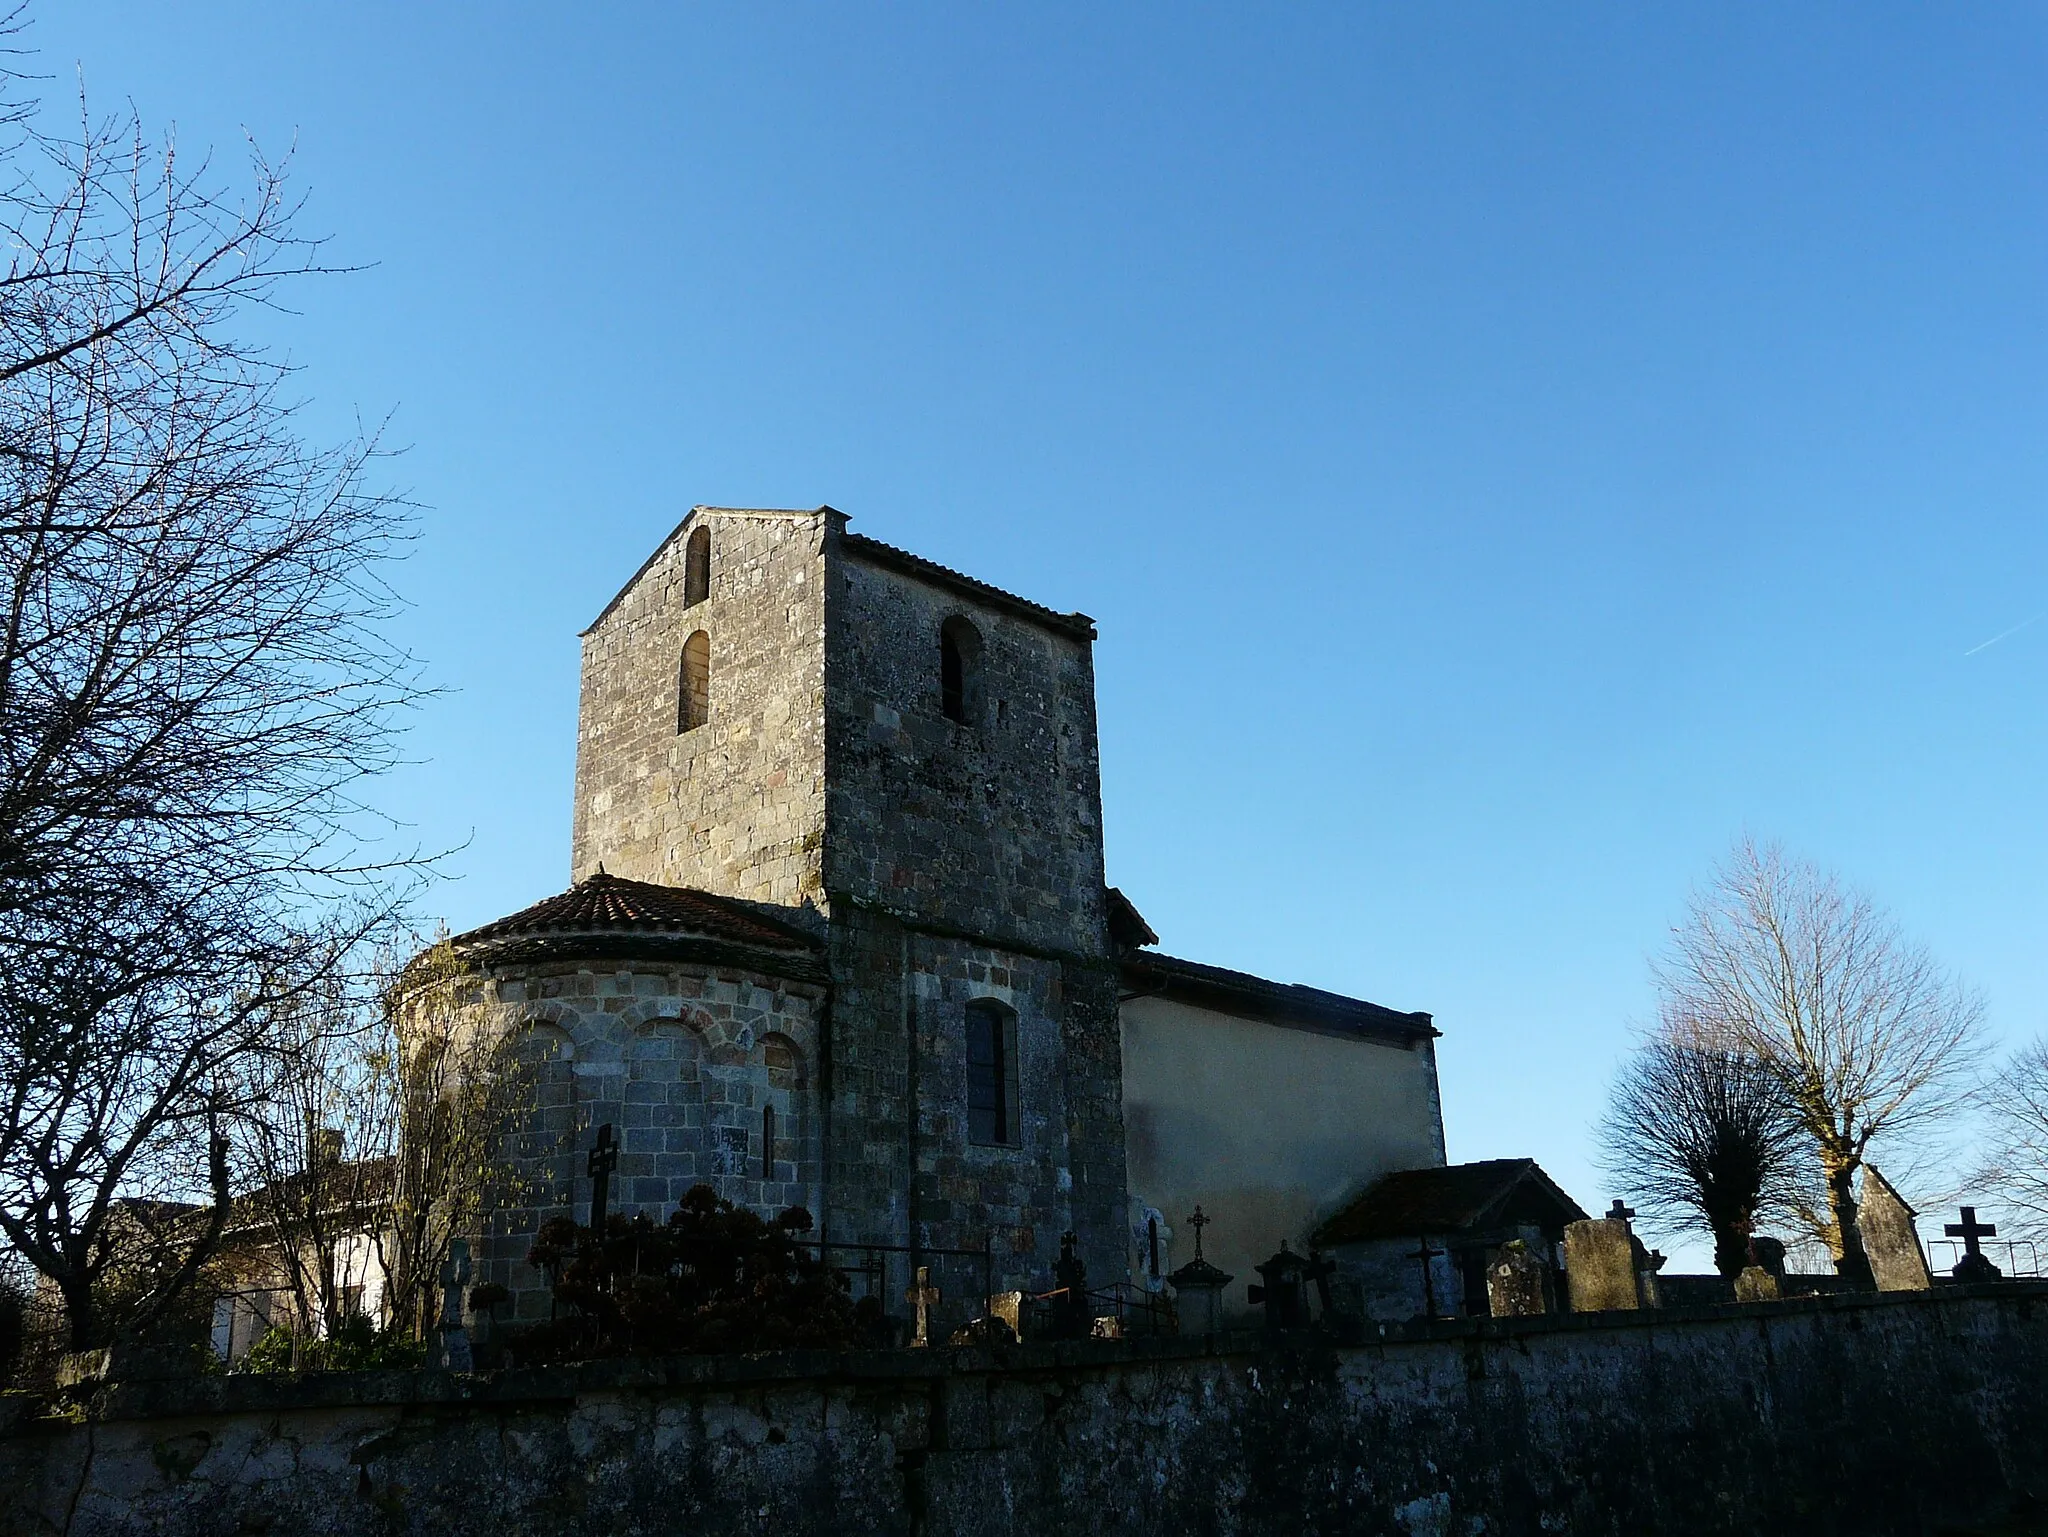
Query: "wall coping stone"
14 1279 2041 1432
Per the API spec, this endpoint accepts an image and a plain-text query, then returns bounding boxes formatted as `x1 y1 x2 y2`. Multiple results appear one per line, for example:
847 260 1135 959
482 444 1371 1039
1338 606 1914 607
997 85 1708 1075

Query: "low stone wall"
5 1284 2046 1536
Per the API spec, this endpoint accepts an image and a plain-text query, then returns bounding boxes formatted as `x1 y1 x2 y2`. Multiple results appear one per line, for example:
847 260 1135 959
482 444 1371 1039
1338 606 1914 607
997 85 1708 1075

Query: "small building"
1311 1158 1586 1321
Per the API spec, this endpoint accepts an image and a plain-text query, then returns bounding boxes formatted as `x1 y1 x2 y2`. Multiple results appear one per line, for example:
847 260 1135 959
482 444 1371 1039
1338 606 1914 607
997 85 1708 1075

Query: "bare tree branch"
1655 839 1988 1281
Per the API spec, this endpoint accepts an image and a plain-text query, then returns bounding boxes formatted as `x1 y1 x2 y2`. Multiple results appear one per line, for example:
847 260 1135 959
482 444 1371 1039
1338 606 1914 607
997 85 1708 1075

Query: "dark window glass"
762 1103 775 1180
941 632 966 722
966 1002 1008 1145
683 526 710 607
940 616 981 725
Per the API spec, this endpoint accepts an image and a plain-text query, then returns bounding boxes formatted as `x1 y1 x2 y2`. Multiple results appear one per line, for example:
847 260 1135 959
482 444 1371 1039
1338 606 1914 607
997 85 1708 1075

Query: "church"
419 506 1462 1327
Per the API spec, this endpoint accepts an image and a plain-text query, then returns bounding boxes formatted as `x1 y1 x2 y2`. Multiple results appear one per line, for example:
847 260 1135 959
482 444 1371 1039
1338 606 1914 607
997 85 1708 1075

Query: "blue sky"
40 4 2046 1251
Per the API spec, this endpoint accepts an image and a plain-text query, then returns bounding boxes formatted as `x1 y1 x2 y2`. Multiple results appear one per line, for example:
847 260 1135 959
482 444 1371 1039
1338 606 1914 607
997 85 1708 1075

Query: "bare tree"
0 34 424 1347
234 938 538 1350
1977 1038 2048 1240
227 965 398 1344
1599 1014 1806 1276
1659 841 1986 1281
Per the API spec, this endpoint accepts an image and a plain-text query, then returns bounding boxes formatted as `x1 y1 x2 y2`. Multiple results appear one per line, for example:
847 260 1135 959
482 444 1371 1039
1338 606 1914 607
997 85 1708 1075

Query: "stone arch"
760 1032 805 1091
756 1032 808 1189
507 1020 580 1203
679 631 710 733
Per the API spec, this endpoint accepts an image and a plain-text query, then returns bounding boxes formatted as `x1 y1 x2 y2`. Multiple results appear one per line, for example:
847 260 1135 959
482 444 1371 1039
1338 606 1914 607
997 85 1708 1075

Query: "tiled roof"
452 872 819 952
1120 950 1436 1043
1311 1160 1587 1246
841 533 1096 639
1106 887 1158 950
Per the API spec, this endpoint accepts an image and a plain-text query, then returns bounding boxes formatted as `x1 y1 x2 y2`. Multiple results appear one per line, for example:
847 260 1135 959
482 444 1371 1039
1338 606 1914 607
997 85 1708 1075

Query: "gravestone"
1733 1266 1781 1302
436 1239 474 1372
905 1267 941 1347
1858 1167 1932 1292
1046 1230 1091 1340
1167 1206 1234 1336
987 1291 1024 1338
1563 1218 1641 1312
1485 1239 1549 1317
1248 1243 1311 1330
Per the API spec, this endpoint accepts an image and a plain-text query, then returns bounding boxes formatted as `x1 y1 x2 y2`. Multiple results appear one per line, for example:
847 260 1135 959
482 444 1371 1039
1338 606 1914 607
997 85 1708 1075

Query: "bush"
240 1314 425 1373
516 1184 860 1361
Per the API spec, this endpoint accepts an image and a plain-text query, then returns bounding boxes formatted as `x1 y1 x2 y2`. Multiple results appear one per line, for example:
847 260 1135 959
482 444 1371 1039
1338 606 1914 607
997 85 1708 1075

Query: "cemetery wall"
8 1283 2048 1537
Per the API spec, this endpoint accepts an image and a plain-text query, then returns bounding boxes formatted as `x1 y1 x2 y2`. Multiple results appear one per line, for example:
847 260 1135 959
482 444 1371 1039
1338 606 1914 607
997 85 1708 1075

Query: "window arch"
940 616 983 726
759 1034 805 1187
964 1000 1019 1147
683 525 711 608
678 631 710 733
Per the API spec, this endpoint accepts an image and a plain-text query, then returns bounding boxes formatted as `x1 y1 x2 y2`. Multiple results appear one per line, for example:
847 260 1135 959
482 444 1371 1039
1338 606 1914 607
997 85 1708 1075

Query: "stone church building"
421 507 1448 1324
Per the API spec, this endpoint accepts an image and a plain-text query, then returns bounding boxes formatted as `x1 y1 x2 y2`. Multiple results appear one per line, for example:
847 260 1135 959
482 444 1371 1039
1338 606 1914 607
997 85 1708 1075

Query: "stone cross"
1945 1206 2004 1282
587 1122 619 1232
1606 1199 1636 1225
906 1266 941 1347
436 1239 473 1372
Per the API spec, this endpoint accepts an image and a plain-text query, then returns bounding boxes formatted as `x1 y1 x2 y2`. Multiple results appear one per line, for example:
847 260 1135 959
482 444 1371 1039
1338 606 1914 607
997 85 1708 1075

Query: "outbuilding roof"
1311 1159 1587 1247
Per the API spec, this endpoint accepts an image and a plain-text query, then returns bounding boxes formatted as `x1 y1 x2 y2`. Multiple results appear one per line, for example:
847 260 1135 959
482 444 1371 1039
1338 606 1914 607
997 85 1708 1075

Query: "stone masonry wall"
815 910 1128 1303
824 539 1109 959
412 956 826 1322
571 509 829 907
10 1286 2048 1536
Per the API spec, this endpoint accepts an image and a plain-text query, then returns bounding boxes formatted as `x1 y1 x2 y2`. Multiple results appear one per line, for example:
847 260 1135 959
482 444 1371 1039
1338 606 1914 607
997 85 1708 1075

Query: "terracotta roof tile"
453 872 819 952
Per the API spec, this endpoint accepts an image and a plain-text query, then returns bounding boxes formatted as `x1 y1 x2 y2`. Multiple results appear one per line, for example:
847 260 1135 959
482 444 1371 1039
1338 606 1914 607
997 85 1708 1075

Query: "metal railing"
1925 1239 2041 1278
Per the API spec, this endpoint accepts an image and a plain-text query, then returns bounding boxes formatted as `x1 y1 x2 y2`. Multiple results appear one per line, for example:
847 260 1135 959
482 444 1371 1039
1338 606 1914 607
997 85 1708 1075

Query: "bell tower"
569 507 1129 1292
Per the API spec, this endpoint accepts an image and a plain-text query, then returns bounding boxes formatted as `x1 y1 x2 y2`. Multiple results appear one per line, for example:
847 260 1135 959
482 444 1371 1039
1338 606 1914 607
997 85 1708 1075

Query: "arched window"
964 1000 1018 1146
683 525 711 608
678 631 710 732
940 616 983 726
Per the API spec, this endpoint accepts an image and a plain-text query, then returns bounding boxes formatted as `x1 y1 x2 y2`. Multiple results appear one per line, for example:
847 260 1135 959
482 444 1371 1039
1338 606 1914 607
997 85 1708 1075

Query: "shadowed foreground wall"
6 1286 2046 1536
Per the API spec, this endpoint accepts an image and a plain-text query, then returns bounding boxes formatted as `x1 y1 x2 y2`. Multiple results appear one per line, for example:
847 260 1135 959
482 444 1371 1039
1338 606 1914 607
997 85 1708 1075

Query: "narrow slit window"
762 1103 776 1180
679 630 710 732
965 1000 1016 1146
683 525 711 608
940 616 982 726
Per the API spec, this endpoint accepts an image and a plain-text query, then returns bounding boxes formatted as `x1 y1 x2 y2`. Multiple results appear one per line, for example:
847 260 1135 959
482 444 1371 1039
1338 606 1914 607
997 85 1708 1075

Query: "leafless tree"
226 966 398 1344
0 26 424 1347
1599 1012 1807 1276
1976 1038 2048 1241
1658 840 1987 1281
234 937 538 1348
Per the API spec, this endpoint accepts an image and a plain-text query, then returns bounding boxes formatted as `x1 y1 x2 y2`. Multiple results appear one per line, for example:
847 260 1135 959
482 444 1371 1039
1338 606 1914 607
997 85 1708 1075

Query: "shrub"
240 1314 425 1373
516 1184 859 1361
